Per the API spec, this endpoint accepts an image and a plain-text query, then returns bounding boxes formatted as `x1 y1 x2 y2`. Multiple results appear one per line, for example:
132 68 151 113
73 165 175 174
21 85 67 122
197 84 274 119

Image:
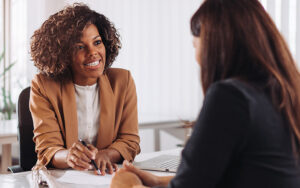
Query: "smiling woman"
71 24 106 86
29 3 140 175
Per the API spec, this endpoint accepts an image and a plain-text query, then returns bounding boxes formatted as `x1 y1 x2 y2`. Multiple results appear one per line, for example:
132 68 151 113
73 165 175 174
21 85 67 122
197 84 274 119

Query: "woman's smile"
84 59 103 70
85 60 100 67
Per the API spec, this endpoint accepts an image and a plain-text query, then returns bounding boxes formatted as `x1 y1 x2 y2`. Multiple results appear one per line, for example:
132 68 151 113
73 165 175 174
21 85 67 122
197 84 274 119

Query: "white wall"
0 1 3 53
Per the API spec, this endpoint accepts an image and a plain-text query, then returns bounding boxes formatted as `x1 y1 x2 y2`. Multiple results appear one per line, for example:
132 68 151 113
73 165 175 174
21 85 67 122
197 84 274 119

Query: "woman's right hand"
66 141 98 170
121 160 174 187
121 160 160 187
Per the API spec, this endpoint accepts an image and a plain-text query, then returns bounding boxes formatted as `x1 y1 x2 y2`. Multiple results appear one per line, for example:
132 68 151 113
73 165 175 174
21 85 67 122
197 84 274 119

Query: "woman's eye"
75 45 84 50
95 40 102 45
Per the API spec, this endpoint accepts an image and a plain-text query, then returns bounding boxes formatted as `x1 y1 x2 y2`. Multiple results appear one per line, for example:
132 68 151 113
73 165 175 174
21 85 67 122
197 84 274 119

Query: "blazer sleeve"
30 75 65 167
108 71 141 161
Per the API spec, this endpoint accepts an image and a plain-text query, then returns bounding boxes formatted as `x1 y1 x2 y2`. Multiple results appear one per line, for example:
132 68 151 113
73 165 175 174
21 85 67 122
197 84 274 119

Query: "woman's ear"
193 36 201 65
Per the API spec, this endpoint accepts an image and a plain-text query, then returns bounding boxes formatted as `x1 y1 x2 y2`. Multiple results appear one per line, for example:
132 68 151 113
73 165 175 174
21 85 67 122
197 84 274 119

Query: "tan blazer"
30 68 140 166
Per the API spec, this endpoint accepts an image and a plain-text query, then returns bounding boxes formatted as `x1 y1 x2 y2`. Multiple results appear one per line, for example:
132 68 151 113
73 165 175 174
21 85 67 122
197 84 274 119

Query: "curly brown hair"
30 3 121 78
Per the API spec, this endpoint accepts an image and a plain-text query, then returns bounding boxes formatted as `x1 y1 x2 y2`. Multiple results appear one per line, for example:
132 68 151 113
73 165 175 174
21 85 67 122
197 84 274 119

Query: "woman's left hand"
95 149 118 175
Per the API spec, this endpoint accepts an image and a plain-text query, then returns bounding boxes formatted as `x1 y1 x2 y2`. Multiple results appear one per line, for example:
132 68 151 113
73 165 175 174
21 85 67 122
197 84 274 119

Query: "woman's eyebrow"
76 35 101 44
93 35 101 40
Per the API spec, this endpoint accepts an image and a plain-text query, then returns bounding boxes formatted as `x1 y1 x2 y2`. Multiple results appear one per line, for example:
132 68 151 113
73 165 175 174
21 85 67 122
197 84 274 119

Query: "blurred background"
0 0 300 170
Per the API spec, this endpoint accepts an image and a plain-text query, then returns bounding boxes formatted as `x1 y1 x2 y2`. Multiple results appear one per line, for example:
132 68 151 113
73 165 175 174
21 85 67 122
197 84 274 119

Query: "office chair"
8 87 37 172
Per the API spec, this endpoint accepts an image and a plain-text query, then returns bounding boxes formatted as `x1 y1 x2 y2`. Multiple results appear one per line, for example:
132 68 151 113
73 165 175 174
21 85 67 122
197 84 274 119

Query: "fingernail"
89 165 93 169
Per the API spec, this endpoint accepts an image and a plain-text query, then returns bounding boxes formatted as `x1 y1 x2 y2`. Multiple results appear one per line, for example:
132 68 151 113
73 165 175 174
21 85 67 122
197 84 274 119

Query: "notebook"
133 155 180 173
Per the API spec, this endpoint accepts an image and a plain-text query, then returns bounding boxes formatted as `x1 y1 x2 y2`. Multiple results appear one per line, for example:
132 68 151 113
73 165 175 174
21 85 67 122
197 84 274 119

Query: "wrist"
154 175 163 186
98 148 121 163
156 176 173 187
52 149 69 168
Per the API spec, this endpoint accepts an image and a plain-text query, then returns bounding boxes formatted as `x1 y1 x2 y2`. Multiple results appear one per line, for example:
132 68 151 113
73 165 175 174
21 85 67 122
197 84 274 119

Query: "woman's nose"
88 46 98 57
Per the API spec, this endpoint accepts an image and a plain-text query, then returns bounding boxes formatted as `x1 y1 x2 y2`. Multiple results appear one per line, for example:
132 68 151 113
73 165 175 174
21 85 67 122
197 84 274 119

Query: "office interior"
0 0 300 174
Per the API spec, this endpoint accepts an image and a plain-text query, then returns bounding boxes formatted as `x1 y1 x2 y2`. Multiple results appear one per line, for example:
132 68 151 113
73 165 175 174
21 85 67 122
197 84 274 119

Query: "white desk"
0 148 181 188
139 116 193 151
0 119 18 174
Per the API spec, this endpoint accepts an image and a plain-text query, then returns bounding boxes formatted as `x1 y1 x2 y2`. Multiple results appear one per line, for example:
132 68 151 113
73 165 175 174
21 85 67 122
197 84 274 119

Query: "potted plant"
0 50 16 120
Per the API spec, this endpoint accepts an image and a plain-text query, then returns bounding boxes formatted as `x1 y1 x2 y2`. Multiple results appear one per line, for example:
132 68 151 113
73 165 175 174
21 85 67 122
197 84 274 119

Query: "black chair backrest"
18 87 37 171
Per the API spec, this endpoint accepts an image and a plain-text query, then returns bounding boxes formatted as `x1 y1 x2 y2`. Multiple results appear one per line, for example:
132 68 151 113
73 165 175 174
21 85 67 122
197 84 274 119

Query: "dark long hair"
191 0 300 153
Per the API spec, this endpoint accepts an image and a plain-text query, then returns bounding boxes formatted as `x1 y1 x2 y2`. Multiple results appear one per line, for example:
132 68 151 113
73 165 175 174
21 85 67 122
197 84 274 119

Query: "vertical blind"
261 0 300 68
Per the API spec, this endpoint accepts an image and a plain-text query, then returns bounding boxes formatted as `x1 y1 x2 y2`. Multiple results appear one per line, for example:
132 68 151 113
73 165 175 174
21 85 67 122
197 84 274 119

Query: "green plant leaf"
0 50 17 120
0 62 15 77
0 50 4 62
1 86 15 120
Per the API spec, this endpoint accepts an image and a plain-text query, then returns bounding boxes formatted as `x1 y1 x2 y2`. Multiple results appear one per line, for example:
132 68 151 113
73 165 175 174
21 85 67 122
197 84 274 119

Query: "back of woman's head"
191 0 300 154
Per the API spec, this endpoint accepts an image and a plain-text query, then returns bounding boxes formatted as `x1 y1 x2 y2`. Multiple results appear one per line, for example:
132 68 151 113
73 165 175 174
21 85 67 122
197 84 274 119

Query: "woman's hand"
66 141 98 170
111 168 145 188
95 149 119 175
122 160 159 187
121 160 174 187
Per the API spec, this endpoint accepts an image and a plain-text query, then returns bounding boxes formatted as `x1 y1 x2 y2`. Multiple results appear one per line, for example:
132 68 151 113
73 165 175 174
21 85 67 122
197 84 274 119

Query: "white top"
74 83 100 145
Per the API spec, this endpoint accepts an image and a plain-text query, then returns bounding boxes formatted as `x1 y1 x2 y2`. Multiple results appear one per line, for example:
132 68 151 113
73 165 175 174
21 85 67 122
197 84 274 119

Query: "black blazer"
165 79 300 188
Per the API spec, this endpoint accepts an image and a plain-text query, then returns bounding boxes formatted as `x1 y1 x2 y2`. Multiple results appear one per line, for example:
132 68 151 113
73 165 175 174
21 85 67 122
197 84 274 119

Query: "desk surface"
0 119 18 174
0 148 182 188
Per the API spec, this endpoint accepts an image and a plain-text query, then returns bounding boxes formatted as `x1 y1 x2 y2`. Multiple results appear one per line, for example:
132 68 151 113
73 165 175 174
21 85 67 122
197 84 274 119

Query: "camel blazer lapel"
96 74 116 148
61 74 116 149
62 80 78 148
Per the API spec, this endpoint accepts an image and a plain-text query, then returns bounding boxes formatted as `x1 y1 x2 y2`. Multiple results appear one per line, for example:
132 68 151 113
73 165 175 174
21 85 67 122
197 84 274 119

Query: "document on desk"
50 170 112 186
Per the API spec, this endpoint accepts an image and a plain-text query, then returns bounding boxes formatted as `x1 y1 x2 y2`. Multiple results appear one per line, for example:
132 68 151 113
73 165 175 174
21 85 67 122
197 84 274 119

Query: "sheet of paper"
50 170 112 186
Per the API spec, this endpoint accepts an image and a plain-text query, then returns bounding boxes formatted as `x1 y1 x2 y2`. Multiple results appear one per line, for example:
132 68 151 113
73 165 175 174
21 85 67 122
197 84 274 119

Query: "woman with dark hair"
30 3 140 175
111 0 300 187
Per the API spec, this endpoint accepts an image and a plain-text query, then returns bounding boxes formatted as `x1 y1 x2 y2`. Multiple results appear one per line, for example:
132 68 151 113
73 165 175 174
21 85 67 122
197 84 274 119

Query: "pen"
79 139 101 175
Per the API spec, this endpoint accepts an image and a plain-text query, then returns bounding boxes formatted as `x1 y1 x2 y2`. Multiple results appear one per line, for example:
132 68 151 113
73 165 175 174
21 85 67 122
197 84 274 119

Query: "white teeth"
85 61 100 66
